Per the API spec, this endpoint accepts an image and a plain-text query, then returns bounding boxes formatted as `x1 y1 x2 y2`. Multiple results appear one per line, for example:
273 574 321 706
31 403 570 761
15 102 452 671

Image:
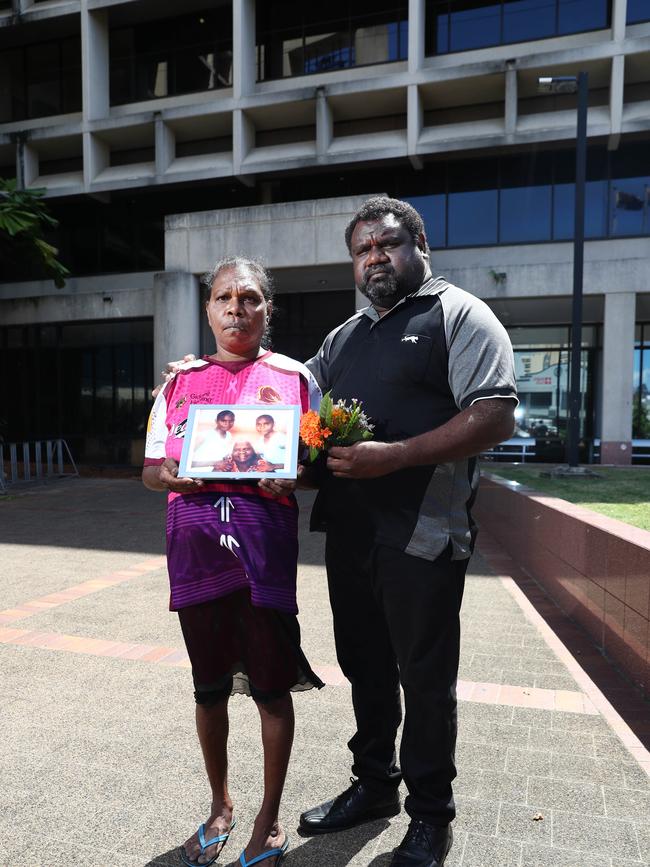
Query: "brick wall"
474 474 650 697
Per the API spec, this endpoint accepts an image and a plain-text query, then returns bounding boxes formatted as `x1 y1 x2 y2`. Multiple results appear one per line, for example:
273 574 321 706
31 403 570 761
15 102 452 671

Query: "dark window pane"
449 1 501 52
503 0 555 43
405 194 446 248
61 37 82 113
610 177 650 236
26 43 61 117
110 28 135 104
558 0 608 34
500 185 552 242
628 0 650 23
448 189 498 245
0 49 25 123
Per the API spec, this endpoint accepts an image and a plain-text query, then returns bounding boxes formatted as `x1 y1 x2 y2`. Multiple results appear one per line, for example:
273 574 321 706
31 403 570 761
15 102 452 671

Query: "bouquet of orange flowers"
300 391 374 462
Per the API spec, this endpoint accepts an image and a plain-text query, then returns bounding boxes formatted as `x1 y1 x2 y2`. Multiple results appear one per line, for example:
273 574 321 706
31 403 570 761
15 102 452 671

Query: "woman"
213 439 273 474
254 415 287 471
190 410 236 469
143 257 323 867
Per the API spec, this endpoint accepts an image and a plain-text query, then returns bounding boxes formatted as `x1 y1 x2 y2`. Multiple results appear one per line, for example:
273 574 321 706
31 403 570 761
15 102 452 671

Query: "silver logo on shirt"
402 335 419 344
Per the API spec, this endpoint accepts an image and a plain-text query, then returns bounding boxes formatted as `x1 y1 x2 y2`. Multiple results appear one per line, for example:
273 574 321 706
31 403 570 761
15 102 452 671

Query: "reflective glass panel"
404 194 446 248
553 180 609 239
26 43 60 118
640 348 650 437
448 2 501 51
448 189 498 246
558 0 608 34
503 0 555 43
609 177 650 236
500 185 552 242
628 0 650 23
0 50 24 123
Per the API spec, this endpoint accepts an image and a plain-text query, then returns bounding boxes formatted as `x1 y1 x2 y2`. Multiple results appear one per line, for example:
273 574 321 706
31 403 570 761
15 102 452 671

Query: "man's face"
217 413 235 432
350 214 428 309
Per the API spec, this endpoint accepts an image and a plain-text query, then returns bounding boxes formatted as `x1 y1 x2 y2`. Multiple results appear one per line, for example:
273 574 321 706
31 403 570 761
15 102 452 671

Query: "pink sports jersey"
144 352 321 612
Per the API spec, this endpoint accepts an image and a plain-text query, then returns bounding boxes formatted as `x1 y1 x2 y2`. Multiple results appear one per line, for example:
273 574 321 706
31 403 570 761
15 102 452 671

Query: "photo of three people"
180 405 300 479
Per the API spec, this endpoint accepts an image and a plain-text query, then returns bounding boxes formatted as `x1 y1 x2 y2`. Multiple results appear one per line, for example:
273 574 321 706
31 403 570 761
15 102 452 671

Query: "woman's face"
206 266 270 359
216 413 235 433
256 417 274 438
232 440 255 466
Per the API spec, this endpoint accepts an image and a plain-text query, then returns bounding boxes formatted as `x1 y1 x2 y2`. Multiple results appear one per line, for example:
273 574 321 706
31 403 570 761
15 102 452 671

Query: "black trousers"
325 527 467 826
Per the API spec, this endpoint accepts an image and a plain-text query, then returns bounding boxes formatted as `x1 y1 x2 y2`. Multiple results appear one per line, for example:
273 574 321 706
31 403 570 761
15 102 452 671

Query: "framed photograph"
178 404 301 479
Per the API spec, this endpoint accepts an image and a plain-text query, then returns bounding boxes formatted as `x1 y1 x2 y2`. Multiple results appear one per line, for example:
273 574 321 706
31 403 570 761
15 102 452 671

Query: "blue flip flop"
238 836 289 866
180 818 237 867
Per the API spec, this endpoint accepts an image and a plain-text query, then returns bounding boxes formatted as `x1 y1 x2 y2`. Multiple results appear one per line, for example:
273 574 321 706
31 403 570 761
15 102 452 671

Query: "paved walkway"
1 478 649 867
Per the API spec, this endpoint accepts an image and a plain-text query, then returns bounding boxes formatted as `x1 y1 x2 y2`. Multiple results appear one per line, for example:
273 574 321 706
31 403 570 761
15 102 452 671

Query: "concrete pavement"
1 478 649 867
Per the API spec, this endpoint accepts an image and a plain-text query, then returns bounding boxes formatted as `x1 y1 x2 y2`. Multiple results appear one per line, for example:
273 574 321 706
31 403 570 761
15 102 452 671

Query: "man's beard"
358 266 406 308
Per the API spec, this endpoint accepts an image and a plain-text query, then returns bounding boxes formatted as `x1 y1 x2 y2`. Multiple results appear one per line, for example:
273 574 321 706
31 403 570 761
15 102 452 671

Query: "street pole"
567 71 588 468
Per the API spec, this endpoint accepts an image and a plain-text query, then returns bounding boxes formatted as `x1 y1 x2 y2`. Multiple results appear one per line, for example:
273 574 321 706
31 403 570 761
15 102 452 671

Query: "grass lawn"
484 465 650 532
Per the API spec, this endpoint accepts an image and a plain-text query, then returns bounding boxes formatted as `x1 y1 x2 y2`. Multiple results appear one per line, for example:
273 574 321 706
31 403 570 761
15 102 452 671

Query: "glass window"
60 37 82 114
553 180 609 239
558 0 609 34
0 50 25 123
256 1 407 81
628 0 650 23
448 1 501 52
448 189 498 246
610 177 650 237
26 43 61 118
503 0 555 43
109 7 232 105
500 185 552 242
404 194 446 248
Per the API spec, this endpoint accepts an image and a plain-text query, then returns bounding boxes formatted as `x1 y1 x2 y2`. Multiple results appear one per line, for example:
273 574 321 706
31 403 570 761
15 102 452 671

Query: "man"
299 196 517 866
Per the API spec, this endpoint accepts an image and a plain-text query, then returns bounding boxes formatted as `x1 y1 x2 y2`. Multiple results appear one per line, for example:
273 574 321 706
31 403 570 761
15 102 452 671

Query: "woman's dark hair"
202 256 274 302
344 196 428 253
202 256 275 347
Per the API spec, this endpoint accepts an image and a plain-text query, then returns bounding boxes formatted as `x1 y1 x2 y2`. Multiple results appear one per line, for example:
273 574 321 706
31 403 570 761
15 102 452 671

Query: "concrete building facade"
1 0 649 464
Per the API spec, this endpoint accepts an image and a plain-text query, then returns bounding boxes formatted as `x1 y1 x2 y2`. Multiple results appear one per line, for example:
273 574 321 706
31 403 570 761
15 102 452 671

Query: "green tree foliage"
0 178 69 288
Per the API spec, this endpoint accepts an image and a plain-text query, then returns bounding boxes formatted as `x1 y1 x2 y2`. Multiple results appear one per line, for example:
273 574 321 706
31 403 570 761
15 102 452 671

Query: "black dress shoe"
390 821 452 866
299 778 400 835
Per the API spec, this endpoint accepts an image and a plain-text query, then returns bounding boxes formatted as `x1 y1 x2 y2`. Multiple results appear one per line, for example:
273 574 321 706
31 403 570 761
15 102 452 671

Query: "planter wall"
474 473 650 697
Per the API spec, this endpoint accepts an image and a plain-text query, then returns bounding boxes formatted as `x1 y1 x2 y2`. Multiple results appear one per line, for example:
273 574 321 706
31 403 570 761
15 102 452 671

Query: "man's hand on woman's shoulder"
152 354 197 398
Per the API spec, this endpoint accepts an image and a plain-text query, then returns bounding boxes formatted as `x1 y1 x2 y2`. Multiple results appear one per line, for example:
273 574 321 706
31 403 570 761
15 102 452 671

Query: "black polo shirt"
306 276 517 562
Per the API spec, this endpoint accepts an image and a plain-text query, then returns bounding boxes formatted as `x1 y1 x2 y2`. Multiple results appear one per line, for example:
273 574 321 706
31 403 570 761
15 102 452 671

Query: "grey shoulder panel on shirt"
437 281 518 411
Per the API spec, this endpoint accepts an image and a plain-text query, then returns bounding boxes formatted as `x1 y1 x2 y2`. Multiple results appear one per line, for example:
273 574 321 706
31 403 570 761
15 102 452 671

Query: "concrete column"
408 0 425 74
155 116 175 177
81 4 109 121
233 0 256 99
153 272 201 381
407 84 423 170
16 140 38 188
83 132 109 187
316 88 333 158
505 62 518 137
233 108 255 177
600 291 635 464
612 0 628 42
609 54 624 151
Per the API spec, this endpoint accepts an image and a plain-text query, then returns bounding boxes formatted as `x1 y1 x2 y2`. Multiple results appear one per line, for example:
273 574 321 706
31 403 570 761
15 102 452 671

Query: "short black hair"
256 414 274 425
216 410 235 422
344 196 428 253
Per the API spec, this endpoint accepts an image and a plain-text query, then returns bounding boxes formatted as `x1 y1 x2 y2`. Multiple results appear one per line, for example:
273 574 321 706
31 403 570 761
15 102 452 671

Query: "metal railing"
0 439 79 492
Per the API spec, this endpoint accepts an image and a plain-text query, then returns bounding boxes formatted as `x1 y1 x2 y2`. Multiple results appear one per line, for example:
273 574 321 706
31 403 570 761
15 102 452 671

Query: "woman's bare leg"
242 693 294 863
182 697 234 864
